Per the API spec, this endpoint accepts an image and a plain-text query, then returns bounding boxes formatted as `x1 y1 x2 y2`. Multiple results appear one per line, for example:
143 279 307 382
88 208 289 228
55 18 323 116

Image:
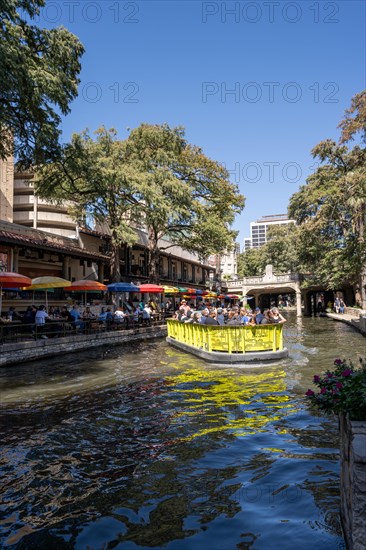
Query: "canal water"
1 314 365 549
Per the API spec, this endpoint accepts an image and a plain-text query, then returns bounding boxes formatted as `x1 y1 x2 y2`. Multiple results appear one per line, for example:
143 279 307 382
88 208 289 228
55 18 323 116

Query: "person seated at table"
148 299 157 312
35 305 49 338
98 307 113 328
48 306 56 317
7 306 22 321
82 306 96 320
70 305 85 330
60 306 73 322
22 305 36 324
114 307 129 328
142 304 152 325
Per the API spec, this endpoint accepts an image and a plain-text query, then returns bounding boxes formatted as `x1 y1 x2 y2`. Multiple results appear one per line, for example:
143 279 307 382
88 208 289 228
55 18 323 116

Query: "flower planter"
339 413 366 550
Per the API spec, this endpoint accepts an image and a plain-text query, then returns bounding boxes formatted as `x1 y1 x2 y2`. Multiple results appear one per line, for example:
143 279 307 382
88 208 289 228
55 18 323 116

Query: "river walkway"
325 311 366 336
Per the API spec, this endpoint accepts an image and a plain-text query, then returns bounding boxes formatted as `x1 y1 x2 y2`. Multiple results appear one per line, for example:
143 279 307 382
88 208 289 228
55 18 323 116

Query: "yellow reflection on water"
165 368 297 441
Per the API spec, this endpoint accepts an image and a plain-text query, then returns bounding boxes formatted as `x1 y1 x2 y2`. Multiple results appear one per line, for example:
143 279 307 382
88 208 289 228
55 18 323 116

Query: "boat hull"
166 336 289 363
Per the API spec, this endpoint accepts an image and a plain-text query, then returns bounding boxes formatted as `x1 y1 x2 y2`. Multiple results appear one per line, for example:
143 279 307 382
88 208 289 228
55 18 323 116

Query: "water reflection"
1 314 360 548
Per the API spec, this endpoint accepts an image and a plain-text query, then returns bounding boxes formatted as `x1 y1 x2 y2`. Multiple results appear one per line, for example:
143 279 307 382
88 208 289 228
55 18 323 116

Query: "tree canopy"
288 90 366 303
0 0 84 163
237 224 301 278
35 124 245 282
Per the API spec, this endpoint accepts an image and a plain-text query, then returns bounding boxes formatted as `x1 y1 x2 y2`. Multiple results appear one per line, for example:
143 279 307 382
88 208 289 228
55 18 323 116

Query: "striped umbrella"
0 272 32 315
24 276 71 309
67 280 107 306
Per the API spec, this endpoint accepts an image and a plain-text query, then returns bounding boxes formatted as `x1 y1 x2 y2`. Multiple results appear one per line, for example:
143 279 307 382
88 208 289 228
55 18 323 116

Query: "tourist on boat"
177 306 189 322
239 307 250 325
199 308 209 324
255 307 264 324
205 311 219 325
216 308 225 325
270 307 286 323
191 311 201 324
226 311 241 325
260 309 272 324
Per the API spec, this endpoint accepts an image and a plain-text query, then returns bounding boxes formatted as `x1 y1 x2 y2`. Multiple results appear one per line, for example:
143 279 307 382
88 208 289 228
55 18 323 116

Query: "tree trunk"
110 239 121 282
147 226 160 283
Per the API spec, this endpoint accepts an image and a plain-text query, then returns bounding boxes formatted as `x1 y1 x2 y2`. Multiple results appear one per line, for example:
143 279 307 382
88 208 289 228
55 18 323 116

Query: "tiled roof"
0 230 109 261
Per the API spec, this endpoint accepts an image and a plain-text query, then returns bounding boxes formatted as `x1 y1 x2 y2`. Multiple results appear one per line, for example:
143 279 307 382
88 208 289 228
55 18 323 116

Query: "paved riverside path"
325 311 365 335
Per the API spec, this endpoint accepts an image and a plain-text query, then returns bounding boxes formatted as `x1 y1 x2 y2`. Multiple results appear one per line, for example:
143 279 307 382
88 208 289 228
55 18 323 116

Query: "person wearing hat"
255 307 264 324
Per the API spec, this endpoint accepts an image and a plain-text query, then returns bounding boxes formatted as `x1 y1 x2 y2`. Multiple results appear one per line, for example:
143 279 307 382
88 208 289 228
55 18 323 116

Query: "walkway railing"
0 314 167 345
167 320 284 353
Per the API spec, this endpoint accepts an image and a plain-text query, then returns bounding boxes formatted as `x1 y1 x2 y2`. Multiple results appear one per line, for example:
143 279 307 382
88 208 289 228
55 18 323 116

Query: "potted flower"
305 358 366 549
305 358 366 420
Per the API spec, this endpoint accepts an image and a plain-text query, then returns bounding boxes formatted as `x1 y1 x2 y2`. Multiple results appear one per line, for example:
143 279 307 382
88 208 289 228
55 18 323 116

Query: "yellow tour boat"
166 320 288 363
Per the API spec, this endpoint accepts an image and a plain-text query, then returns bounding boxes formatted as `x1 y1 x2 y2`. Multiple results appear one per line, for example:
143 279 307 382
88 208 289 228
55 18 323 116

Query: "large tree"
35 124 245 282
288 138 366 303
125 124 245 282
35 127 140 281
0 0 84 163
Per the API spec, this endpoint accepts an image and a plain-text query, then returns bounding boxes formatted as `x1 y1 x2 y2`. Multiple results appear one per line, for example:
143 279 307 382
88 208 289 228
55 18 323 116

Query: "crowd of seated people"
173 302 287 326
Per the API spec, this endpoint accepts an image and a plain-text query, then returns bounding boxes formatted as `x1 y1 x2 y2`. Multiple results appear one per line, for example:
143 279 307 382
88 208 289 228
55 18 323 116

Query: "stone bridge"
226 265 302 316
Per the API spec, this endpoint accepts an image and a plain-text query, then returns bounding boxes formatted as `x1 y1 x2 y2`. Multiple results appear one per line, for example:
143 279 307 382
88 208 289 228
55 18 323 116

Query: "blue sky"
40 0 365 246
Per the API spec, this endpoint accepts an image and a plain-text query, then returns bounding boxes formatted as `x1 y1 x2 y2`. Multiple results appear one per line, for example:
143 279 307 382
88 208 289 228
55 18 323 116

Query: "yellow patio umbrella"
24 276 71 309
162 286 179 294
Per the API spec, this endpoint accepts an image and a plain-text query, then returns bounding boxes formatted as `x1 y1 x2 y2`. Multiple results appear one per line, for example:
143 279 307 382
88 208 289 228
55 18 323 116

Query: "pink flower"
313 375 320 383
306 389 315 397
334 359 343 365
320 388 327 394
341 369 352 377
326 373 334 379
335 382 343 389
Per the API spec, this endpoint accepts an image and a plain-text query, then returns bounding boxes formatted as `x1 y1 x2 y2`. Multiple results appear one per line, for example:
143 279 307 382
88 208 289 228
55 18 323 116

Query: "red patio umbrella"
0 272 32 315
138 284 163 293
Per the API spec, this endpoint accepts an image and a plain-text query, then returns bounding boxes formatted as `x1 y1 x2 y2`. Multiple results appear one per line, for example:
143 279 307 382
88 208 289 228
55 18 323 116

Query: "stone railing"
226 273 300 287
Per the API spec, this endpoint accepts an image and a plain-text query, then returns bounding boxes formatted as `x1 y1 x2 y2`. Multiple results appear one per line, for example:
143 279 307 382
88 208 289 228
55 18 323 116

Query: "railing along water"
167 320 284 355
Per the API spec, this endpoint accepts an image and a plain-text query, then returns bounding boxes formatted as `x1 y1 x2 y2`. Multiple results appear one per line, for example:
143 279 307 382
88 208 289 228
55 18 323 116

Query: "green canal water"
1 314 365 549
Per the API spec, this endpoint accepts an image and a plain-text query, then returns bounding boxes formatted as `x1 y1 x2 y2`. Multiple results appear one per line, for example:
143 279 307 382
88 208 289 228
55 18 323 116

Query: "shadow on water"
1 313 362 548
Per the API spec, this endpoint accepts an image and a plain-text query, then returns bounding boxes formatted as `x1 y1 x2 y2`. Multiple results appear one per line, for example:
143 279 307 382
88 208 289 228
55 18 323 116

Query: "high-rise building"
243 214 295 250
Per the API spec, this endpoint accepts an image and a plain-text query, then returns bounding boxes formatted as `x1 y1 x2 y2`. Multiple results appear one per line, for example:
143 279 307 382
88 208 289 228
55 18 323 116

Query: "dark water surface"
1 314 366 549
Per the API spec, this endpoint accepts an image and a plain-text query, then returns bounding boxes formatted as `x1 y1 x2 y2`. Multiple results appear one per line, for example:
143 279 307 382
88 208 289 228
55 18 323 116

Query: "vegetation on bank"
306 358 366 421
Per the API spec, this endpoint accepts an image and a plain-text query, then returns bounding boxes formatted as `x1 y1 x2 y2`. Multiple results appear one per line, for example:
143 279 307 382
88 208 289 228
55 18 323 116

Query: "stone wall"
0 326 167 367
340 414 366 550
